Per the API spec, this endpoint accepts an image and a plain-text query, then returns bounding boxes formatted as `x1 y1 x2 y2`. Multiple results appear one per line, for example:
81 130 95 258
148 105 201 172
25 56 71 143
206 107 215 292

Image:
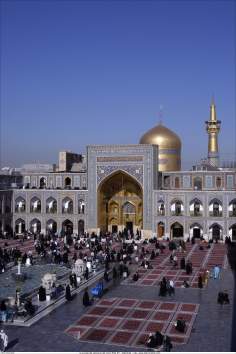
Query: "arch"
78 219 84 235
78 199 85 214
170 199 184 216
209 198 222 217
62 197 73 214
189 222 203 239
46 197 57 213
97 170 143 233
15 218 25 234
229 199 236 217
229 224 236 241
62 219 73 235
209 223 223 241
122 201 136 214
65 177 72 189
98 169 142 191
30 196 41 213
30 218 41 233
193 176 202 190
40 177 46 189
46 219 57 233
157 199 165 216
171 222 184 238
189 198 203 216
15 196 26 213
157 221 165 238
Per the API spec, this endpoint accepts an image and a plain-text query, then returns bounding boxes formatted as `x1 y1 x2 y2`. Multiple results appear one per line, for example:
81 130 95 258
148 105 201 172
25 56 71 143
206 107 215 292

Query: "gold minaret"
205 99 221 167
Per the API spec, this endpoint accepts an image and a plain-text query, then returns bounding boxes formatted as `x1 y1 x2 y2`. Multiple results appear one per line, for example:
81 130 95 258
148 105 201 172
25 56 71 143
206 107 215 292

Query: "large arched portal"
97 171 143 233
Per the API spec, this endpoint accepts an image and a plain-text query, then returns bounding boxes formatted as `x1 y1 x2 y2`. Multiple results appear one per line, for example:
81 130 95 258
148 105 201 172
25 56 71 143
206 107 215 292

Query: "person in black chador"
175 319 186 333
146 333 156 348
132 271 139 281
159 277 167 297
163 335 173 352
24 299 35 316
185 261 192 275
198 274 203 288
155 331 164 346
82 288 92 307
38 286 46 301
65 284 72 301
180 257 185 270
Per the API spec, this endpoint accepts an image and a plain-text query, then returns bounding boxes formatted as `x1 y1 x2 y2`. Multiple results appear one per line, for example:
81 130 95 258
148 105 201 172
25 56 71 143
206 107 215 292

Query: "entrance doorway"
211 224 221 240
231 224 236 241
171 222 184 238
126 222 133 234
97 171 143 232
157 222 165 238
193 228 200 238
112 225 118 233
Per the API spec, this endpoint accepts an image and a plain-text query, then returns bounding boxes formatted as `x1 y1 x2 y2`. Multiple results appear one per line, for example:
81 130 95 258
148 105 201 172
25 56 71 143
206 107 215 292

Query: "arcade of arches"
97 171 143 233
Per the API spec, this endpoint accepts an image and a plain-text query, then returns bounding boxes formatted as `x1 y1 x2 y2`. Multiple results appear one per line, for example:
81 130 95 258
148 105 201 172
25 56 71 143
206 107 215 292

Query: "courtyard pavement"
1 264 234 352
1 245 234 352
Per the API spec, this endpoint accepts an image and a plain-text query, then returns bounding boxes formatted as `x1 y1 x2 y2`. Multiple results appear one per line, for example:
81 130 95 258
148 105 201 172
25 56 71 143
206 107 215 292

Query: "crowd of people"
0 231 231 352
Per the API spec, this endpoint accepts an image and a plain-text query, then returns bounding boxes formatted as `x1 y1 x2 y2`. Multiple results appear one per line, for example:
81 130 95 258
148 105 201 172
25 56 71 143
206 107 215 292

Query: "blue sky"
1 0 235 169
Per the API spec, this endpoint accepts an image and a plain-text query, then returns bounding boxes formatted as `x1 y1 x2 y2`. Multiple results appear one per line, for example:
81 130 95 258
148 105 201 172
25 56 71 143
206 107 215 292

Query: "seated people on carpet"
175 319 186 333
132 272 139 282
24 298 36 316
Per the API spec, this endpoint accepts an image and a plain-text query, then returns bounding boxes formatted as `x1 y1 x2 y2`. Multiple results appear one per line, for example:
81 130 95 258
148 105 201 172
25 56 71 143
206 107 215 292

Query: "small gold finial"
158 105 163 125
210 98 216 122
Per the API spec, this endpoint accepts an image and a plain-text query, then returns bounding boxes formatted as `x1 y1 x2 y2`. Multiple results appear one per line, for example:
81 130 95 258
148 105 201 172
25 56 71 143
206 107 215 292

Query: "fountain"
11 260 27 282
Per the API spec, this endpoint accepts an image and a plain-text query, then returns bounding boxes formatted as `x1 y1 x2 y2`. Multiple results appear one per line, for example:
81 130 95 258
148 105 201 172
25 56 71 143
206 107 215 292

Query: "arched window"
189 198 203 216
30 197 41 213
46 219 57 233
193 177 202 190
78 219 84 235
65 177 72 189
229 199 236 217
62 219 73 235
40 177 46 189
209 199 222 217
78 199 85 214
15 219 26 234
15 197 26 213
46 197 57 213
123 202 135 214
157 200 165 216
171 199 183 216
30 218 41 233
62 197 73 214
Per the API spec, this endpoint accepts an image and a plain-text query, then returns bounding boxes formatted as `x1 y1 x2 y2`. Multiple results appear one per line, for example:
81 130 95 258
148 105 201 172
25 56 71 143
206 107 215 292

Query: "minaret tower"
205 99 221 167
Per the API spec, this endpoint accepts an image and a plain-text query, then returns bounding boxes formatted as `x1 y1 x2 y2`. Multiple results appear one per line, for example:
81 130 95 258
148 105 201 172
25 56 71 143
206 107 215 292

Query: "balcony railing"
209 211 222 217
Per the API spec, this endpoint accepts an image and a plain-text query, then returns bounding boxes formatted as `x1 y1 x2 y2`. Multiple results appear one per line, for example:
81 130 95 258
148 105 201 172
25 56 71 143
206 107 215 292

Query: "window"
174 177 180 188
183 175 191 188
216 177 222 189
205 176 213 189
227 175 234 189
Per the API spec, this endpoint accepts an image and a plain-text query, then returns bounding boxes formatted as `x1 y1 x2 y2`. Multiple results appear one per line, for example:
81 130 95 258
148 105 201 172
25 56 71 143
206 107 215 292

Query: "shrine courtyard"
1 241 234 352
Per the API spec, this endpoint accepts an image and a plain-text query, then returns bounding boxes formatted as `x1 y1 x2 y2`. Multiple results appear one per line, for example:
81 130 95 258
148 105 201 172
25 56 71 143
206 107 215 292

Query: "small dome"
139 123 181 149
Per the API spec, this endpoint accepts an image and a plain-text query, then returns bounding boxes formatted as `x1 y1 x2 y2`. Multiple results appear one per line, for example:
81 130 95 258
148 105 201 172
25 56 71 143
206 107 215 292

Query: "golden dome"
139 123 181 171
139 123 181 149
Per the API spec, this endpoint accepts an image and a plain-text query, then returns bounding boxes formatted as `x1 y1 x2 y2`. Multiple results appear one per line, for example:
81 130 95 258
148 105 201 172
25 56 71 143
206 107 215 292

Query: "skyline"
1 0 235 169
